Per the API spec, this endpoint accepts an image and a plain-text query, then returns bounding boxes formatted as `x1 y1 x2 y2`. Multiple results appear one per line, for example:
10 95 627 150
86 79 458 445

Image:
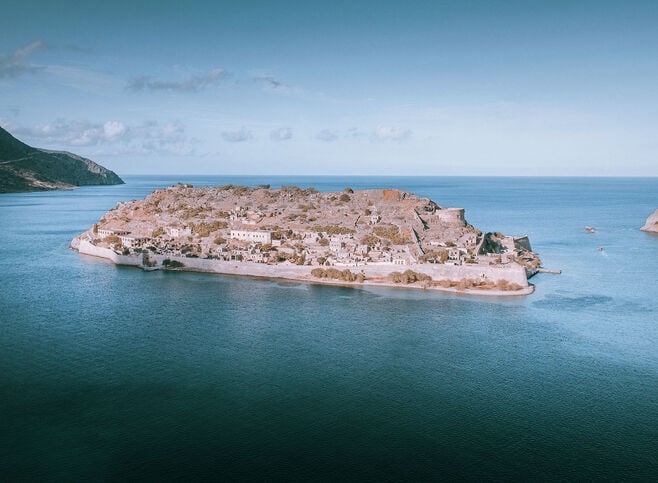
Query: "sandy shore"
73 237 534 297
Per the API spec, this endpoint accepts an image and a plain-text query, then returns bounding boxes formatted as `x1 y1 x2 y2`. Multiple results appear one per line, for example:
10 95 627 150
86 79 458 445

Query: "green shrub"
162 259 184 268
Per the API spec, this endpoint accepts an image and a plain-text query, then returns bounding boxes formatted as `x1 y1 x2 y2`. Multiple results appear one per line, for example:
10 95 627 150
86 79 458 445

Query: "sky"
1 0 657 176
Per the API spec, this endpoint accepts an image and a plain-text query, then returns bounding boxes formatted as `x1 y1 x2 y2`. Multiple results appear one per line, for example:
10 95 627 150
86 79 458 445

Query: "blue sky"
1 0 657 175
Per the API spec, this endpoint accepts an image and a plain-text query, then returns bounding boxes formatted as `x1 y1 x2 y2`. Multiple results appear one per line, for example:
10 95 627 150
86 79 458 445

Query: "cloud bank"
10 118 194 156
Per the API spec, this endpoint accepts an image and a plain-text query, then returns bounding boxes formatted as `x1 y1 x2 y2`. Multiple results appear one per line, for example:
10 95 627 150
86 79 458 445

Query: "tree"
162 259 184 268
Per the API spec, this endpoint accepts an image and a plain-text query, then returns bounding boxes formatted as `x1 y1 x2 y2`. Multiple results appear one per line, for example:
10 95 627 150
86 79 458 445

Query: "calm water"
1 176 657 480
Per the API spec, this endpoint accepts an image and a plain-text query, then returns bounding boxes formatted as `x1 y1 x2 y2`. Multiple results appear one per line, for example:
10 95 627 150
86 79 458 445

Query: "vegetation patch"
311 268 365 282
388 270 432 284
312 225 355 235
162 259 185 268
373 225 410 245
190 220 228 237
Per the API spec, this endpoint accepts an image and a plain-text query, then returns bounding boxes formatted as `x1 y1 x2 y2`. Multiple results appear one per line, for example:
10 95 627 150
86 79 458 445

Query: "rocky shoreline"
641 209 658 233
72 236 534 297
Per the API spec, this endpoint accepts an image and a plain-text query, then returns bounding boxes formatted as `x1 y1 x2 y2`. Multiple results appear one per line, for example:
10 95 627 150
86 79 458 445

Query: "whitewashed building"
167 227 192 237
230 229 272 244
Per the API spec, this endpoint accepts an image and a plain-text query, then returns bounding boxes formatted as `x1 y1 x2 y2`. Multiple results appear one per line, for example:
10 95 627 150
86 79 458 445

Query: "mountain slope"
0 126 124 193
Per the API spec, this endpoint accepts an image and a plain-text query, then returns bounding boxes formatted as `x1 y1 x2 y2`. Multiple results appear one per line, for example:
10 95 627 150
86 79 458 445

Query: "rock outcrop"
641 210 658 233
0 126 124 193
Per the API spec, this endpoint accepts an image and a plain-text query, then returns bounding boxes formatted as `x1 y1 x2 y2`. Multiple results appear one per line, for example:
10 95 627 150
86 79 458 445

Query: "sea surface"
1 176 657 480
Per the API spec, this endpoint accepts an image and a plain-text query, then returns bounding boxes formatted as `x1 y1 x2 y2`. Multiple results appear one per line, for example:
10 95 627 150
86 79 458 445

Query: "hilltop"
72 184 543 296
0 126 124 193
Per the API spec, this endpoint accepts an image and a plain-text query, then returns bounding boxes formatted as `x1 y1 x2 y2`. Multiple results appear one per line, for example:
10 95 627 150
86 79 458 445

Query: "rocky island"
71 184 543 296
0 126 123 193
641 210 658 234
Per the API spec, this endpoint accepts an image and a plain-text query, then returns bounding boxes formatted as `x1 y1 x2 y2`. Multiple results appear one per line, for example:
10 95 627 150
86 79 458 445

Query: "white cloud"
270 127 292 141
316 129 339 142
103 121 127 140
344 127 366 139
252 73 283 89
10 118 194 156
372 126 412 142
221 127 253 142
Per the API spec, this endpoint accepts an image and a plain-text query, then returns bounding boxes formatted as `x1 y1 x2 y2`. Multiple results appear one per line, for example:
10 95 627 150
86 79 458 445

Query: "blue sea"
1 176 657 480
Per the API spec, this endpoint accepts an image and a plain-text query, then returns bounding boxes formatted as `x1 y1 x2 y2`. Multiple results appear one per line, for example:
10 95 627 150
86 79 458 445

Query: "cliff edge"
641 210 658 233
0 126 124 193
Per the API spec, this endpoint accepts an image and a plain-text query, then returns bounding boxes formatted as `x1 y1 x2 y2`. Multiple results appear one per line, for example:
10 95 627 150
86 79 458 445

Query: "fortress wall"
78 240 142 266
435 208 466 226
76 240 528 289
513 236 532 251
416 263 528 286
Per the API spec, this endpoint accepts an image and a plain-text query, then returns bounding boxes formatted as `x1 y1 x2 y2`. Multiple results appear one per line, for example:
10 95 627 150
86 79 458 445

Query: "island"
641 210 658 233
71 184 544 296
0 126 124 193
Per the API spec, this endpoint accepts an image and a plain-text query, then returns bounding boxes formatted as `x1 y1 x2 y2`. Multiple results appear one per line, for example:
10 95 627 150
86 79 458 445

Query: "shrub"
191 221 228 237
310 268 362 282
162 259 184 268
103 234 121 244
420 249 448 263
312 225 355 235
361 234 380 247
388 270 432 284
311 268 325 278
373 225 410 245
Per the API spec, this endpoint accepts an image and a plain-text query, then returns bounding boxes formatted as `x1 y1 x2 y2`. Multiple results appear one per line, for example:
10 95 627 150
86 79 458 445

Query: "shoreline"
73 237 535 298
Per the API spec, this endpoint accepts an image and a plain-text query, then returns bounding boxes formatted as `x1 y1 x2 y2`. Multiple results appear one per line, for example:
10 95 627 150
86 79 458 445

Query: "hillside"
0 126 124 193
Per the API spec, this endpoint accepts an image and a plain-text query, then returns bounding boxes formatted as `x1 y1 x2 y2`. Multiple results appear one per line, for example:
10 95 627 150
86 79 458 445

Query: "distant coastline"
0 126 123 193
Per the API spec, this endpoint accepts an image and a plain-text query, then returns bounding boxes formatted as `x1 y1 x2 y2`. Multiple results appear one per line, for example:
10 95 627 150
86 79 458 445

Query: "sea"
1 176 657 481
